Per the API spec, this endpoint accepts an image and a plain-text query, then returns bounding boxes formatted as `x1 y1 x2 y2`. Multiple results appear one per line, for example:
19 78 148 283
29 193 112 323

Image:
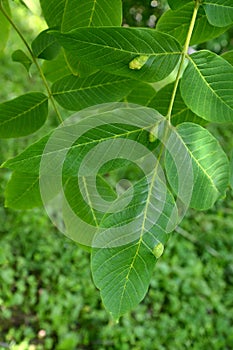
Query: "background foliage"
0 0 233 349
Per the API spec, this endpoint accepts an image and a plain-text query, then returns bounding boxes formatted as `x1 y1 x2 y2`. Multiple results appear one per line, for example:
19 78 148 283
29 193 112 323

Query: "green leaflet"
203 0 233 27
39 0 122 31
31 29 60 60
51 72 141 111
167 0 190 10
5 172 42 209
156 3 229 46
180 50 233 123
165 123 229 210
52 27 182 83
12 50 32 72
0 93 48 138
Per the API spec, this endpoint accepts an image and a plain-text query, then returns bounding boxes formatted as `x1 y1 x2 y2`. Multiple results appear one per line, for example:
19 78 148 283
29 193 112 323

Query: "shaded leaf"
203 0 233 27
12 49 32 72
5 172 42 209
165 123 229 210
221 50 233 66
149 83 206 126
0 93 48 138
167 0 190 10
42 52 70 82
63 51 97 77
52 27 182 82
180 50 233 122
52 72 140 111
123 83 156 106
156 3 229 46
32 29 60 60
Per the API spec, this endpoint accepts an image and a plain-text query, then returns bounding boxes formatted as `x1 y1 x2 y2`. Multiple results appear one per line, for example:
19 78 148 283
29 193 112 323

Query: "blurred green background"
0 1 233 349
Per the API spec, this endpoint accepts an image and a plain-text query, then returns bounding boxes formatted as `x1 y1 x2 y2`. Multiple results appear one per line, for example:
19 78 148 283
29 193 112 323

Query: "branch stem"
166 0 200 123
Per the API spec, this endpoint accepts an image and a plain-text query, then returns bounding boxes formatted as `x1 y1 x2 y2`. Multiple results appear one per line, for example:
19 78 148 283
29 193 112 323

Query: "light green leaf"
52 27 182 83
180 50 233 122
52 72 140 111
203 0 233 27
42 52 70 82
149 83 206 126
156 3 230 46
12 49 32 72
0 0 11 52
167 0 190 10
31 29 60 60
0 93 48 138
5 172 42 209
165 123 229 210
40 0 122 31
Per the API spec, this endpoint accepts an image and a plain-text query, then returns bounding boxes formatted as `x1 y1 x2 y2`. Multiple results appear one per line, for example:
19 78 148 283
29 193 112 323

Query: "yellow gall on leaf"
153 242 164 259
129 55 149 70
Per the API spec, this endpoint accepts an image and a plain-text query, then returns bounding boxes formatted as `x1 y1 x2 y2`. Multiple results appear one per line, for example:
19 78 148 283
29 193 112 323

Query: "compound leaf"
52 27 182 83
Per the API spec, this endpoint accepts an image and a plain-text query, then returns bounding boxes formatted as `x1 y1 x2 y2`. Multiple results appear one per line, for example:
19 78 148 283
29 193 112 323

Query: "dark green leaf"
52 27 182 83
149 83 206 126
0 93 48 138
167 0 191 10
31 29 60 60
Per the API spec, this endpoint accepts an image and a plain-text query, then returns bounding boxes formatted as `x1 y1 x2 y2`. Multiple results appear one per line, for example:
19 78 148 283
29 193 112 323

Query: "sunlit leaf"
165 123 229 210
180 50 233 122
